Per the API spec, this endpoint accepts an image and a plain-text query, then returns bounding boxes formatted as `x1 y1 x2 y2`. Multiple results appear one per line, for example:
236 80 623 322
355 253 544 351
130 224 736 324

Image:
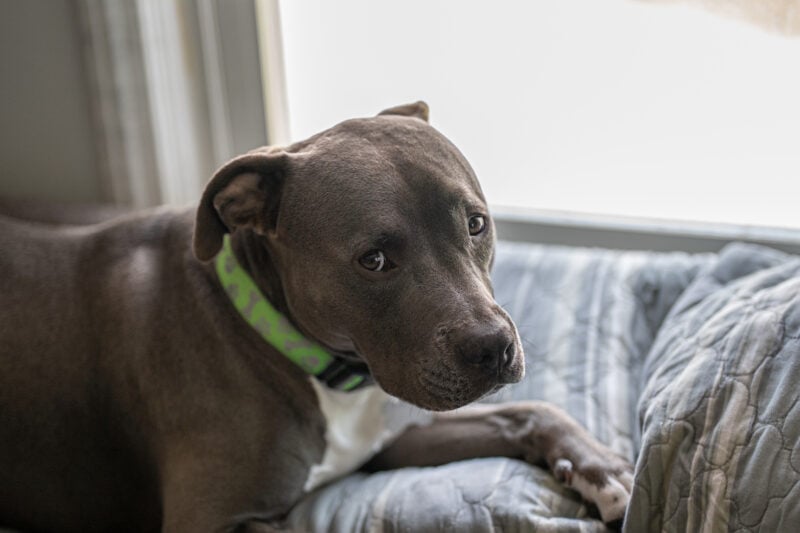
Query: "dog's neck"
220 230 371 391
228 229 289 316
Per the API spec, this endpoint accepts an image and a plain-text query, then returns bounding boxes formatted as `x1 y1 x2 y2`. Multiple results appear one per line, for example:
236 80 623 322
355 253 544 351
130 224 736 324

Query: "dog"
0 102 632 532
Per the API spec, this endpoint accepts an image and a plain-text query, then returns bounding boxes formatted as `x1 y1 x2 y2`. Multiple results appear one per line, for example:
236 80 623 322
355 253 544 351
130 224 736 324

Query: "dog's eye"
468 215 486 236
359 250 389 272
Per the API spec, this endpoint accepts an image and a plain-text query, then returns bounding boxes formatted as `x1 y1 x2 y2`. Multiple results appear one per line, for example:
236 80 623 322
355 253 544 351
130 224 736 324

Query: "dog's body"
0 103 632 532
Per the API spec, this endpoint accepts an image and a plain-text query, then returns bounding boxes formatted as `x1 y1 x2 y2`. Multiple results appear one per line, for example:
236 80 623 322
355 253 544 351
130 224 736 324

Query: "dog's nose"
457 325 517 380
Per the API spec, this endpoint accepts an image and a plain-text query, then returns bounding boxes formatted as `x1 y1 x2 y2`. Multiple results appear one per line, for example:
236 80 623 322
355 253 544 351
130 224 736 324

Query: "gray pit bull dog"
0 102 632 532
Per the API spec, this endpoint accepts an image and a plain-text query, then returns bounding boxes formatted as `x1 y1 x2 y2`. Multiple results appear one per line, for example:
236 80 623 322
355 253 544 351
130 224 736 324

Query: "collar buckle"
317 359 373 391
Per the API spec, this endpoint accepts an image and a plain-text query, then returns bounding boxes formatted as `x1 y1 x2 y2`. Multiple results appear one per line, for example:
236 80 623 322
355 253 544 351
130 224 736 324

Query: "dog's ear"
377 101 429 122
193 148 287 262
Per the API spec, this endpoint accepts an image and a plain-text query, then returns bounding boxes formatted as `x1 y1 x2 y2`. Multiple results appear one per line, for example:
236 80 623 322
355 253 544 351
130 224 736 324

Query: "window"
277 0 800 231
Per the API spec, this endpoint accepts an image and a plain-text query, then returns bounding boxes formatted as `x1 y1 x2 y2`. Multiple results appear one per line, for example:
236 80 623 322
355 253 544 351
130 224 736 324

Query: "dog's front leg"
365 400 633 524
159 445 304 533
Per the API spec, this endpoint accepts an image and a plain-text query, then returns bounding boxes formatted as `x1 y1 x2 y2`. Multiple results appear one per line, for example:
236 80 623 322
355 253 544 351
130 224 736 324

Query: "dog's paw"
551 455 633 524
499 401 634 524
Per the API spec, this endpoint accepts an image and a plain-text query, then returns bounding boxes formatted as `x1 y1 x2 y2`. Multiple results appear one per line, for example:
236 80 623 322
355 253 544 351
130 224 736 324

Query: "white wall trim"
255 0 290 145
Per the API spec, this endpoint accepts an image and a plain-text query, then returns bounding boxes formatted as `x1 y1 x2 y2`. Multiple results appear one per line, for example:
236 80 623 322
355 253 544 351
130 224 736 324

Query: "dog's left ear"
377 101 430 122
193 148 288 262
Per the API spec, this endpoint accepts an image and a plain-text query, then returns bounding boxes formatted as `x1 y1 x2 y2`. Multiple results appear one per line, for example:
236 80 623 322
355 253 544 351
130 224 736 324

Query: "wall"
0 0 104 203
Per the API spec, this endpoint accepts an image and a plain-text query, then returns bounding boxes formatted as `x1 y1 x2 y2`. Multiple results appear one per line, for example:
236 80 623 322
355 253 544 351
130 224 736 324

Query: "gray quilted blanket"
627 243 800 532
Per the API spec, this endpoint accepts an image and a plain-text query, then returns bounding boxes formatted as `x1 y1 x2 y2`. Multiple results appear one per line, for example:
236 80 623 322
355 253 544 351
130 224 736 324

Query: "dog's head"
194 102 524 411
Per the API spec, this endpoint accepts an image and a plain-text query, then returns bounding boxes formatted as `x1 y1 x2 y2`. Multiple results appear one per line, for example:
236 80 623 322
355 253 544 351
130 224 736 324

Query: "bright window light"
278 0 800 230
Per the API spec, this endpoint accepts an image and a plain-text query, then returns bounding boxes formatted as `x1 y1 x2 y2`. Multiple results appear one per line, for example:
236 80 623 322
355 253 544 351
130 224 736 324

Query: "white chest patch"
304 379 433 492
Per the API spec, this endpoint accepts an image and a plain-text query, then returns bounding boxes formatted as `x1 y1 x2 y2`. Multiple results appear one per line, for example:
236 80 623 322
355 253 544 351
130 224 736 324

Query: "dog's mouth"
342 330 524 411
417 374 508 411
406 355 521 411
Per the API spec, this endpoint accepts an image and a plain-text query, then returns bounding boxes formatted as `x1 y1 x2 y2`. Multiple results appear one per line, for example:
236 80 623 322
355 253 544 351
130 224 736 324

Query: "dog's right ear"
193 148 287 262
378 101 430 122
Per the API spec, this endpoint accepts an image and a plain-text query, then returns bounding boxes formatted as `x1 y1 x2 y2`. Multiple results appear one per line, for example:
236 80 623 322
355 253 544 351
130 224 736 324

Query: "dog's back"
0 212 190 532
0 206 322 532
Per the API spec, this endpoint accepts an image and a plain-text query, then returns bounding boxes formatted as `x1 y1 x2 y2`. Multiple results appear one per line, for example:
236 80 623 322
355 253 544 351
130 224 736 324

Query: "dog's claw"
550 457 632 523
553 458 573 484
568 470 630 523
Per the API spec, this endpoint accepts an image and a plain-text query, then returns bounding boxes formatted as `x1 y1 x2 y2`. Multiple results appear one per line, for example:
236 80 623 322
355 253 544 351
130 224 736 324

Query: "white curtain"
75 0 273 208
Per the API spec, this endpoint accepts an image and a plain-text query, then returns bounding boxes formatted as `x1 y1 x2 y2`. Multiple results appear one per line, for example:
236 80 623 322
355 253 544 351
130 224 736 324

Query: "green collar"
215 235 370 392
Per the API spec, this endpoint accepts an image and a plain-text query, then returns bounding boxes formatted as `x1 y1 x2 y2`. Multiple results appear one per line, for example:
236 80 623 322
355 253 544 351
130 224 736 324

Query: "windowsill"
492 205 800 255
